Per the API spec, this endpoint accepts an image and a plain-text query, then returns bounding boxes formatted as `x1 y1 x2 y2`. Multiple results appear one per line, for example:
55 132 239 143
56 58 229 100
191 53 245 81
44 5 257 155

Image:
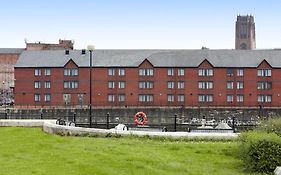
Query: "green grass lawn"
0 127 260 175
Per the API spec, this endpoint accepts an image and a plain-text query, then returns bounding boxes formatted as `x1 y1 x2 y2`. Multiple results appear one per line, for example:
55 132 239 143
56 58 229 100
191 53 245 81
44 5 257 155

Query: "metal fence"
0 110 262 132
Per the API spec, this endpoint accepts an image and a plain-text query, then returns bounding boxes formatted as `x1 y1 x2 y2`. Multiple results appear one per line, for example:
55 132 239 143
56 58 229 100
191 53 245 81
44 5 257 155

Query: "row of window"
34 81 273 90
34 94 273 103
34 68 272 77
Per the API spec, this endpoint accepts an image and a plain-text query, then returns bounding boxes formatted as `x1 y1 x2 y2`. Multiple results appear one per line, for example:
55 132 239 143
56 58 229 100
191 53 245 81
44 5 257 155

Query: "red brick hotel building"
14 49 281 108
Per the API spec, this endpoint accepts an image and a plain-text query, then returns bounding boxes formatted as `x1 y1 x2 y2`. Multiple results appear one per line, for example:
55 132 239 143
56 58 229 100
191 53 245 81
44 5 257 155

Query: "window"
167 81 174 89
44 94 51 102
227 94 233 102
198 69 213 76
177 94 185 102
227 81 233 89
198 94 213 102
237 81 244 89
257 69 271 77
139 81 154 89
237 95 244 102
34 81 41 89
198 81 213 89
237 69 244 76
167 94 174 102
139 68 153 76
118 68 125 76
178 68 185 76
108 81 115 89
64 68 78 76
118 81 125 89
177 81 185 89
118 94 125 102
45 81 51 89
227 68 233 76
167 68 174 76
34 69 41 76
34 94 40 102
64 81 78 89
257 95 272 103
63 94 71 104
257 81 272 90
108 68 115 76
108 94 115 102
45 68 51 76
138 94 153 102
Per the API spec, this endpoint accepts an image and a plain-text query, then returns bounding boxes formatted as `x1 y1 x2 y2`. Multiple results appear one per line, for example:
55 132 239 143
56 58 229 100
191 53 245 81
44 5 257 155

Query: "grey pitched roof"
15 49 281 68
0 48 25 54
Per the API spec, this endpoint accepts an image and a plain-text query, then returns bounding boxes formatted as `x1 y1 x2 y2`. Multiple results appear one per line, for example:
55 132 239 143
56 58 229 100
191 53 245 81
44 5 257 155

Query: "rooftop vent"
81 49 86 55
65 50 69 55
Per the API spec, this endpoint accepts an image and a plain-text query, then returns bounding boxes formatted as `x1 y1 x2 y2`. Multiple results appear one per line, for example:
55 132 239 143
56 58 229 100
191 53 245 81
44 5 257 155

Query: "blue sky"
1 0 281 49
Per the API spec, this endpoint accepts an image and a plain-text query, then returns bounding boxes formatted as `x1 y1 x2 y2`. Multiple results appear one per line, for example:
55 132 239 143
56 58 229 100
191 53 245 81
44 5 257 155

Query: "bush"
258 117 281 136
239 131 281 173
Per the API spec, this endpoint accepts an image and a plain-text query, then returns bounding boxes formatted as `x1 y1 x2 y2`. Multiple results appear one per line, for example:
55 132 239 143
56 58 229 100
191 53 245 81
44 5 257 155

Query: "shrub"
239 131 281 173
258 117 281 136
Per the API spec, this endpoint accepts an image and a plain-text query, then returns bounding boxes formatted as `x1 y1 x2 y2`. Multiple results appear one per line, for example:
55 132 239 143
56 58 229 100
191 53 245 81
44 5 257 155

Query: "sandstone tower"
235 15 256 50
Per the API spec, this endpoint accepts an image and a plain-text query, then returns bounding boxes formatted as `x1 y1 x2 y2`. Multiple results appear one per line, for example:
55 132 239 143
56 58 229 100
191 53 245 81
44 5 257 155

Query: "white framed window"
139 68 153 76
64 81 78 89
237 95 244 102
34 81 41 89
198 81 213 89
167 81 174 89
118 68 125 76
64 68 78 76
167 94 174 102
237 81 244 89
178 68 185 76
167 68 174 76
118 94 125 102
227 81 233 89
198 94 213 102
118 81 125 89
227 68 233 76
44 94 51 102
257 69 271 77
198 69 213 76
257 94 272 102
108 81 115 89
108 94 115 102
34 69 41 76
177 94 185 102
108 68 115 76
237 69 244 76
45 81 51 89
257 81 272 90
45 68 51 76
227 94 233 102
63 94 71 104
34 94 40 102
138 94 153 102
139 81 153 89
177 81 185 89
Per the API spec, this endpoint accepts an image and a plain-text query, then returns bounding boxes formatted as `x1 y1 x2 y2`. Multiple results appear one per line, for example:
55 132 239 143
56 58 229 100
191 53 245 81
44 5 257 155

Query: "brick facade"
14 53 281 108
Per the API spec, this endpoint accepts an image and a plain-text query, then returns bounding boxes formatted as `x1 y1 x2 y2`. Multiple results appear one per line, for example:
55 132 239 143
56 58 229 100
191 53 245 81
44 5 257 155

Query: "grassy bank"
0 127 259 175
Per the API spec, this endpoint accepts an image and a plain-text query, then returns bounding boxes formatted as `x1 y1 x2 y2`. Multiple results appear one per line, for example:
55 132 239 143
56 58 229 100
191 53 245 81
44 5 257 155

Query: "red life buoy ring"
134 112 148 125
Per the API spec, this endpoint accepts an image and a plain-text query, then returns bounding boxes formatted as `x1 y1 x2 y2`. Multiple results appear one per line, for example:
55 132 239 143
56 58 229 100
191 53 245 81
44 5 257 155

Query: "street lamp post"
88 45 95 128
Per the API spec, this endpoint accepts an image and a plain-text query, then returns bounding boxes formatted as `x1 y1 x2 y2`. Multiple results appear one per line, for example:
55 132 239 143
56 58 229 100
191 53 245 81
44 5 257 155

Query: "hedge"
239 131 281 173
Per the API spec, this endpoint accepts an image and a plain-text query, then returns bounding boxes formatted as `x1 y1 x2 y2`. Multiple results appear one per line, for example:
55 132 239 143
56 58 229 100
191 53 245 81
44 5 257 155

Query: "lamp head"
87 45 95 51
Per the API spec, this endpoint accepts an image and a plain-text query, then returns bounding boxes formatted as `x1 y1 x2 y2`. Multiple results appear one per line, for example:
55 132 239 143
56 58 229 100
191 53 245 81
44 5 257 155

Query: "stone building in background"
235 15 256 50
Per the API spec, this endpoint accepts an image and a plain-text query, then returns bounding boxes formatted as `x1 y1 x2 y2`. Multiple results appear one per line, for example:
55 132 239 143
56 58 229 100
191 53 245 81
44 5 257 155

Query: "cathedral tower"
235 15 256 50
